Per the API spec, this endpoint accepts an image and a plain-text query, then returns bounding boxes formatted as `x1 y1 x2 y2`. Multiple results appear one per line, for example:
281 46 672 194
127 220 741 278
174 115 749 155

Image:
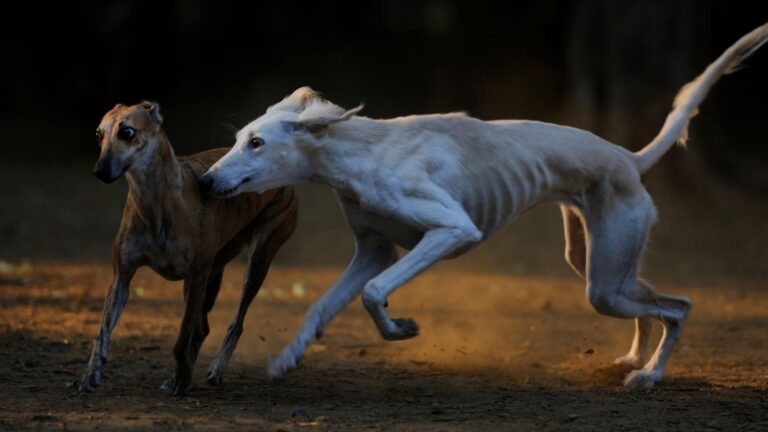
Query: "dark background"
1 0 766 278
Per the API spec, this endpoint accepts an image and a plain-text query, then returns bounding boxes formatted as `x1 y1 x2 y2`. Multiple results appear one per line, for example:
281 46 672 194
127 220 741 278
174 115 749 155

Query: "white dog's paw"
267 353 298 381
380 318 420 341
624 368 662 389
614 354 645 368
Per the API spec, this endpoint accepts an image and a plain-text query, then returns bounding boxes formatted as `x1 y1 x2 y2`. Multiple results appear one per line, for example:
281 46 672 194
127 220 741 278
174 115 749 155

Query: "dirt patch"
1 264 766 431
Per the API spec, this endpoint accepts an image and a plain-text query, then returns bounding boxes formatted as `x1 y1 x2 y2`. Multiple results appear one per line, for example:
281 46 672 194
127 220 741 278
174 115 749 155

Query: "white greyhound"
199 23 768 388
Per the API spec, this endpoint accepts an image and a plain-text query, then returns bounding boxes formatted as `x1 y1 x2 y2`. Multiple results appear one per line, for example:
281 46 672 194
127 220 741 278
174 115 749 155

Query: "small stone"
292 408 310 419
706 420 721 430
308 344 327 353
584 348 594 354
430 401 445 415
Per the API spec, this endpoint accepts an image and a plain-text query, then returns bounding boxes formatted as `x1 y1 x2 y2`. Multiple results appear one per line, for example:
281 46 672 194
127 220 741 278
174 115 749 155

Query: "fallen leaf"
291 282 307 298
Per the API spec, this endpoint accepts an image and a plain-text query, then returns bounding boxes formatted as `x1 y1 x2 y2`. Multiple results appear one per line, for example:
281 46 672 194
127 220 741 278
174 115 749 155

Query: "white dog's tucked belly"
407 118 635 238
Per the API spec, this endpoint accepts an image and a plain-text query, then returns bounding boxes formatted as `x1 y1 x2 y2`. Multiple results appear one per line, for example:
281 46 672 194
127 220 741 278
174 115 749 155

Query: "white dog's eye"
249 137 265 150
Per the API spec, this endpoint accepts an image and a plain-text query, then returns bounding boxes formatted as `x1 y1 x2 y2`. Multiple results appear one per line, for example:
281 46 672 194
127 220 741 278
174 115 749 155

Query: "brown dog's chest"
123 232 193 281
147 258 188 281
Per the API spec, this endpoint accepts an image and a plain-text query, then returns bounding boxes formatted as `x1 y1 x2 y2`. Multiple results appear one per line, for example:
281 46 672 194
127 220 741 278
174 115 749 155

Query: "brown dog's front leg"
80 265 136 393
164 270 209 396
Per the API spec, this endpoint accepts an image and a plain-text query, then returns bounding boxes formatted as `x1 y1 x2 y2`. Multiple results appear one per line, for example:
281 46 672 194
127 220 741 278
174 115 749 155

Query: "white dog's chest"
345 199 425 250
341 194 479 258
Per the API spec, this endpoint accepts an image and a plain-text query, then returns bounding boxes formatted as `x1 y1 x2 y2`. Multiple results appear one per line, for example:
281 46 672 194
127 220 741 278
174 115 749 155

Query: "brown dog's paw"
161 377 193 396
206 369 224 386
79 369 101 393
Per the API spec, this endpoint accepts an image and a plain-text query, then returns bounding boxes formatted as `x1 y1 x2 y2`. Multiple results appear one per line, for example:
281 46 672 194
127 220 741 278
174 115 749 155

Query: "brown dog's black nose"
198 174 215 194
93 164 119 184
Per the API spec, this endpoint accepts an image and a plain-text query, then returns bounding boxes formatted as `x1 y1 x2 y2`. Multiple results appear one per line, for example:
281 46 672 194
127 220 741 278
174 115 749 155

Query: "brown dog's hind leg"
207 198 297 386
187 267 224 366
163 270 210 396
205 253 271 386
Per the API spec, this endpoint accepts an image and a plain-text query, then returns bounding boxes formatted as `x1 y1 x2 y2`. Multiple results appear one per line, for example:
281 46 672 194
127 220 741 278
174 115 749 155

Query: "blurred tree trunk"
563 0 598 132
564 0 711 190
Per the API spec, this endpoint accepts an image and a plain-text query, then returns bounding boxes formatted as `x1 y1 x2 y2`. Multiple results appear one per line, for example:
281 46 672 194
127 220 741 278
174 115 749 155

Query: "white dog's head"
199 87 362 196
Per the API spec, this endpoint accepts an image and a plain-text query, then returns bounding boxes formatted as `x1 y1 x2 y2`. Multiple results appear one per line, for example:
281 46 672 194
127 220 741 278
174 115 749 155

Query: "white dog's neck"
305 117 394 193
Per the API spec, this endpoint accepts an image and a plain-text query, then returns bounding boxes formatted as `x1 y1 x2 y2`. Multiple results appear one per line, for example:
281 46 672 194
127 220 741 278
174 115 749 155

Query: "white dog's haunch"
201 24 768 388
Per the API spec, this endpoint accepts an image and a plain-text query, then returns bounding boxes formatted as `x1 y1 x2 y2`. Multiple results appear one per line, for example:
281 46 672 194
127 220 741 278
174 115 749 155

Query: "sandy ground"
1 263 766 431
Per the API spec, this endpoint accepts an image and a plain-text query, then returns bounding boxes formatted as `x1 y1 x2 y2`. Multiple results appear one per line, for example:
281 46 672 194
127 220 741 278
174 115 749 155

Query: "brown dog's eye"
95 130 103 144
249 137 265 149
117 127 136 141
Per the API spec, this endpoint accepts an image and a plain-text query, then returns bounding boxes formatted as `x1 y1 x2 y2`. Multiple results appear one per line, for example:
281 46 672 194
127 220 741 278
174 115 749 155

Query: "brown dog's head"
93 101 163 184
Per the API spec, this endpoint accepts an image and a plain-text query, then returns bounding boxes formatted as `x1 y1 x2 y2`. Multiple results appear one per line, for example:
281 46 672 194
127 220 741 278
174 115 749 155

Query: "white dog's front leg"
361 226 478 340
268 235 396 380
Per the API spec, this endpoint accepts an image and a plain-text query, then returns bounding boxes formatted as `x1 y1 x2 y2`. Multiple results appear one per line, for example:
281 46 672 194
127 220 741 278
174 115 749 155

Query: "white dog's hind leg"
362 226 478 340
564 205 653 369
614 315 653 368
561 205 587 279
565 204 656 370
267 234 396 380
583 195 691 389
624 290 692 388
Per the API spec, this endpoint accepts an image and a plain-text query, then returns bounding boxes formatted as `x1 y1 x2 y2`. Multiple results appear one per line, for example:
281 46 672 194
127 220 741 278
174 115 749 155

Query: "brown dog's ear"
141 101 163 124
112 103 126 110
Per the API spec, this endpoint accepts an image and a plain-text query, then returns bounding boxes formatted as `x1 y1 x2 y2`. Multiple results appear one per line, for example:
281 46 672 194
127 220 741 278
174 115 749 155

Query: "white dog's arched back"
201 23 768 388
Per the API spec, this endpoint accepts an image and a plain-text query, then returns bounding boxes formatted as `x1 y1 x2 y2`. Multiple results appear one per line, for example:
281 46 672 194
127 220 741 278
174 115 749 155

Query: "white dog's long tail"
634 23 768 173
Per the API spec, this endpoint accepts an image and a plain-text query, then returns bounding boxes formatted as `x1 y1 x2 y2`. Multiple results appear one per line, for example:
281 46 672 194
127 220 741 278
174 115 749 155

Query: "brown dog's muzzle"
93 149 125 184
198 173 215 194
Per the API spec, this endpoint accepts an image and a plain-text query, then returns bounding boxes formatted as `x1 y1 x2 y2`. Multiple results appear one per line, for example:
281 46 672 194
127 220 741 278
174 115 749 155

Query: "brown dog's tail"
634 22 768 174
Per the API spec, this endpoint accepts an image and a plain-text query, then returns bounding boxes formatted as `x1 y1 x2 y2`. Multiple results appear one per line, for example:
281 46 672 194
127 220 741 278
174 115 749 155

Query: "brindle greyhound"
80 102 297 396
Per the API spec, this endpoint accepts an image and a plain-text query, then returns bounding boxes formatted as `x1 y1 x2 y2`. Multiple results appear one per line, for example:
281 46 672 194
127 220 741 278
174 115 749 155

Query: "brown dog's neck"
124 132 184 235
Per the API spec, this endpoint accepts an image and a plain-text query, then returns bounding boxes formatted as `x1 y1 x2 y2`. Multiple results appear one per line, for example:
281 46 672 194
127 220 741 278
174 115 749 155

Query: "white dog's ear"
141 101 163 124
293 104 364 134
292 87 320 107
268 86 321 114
